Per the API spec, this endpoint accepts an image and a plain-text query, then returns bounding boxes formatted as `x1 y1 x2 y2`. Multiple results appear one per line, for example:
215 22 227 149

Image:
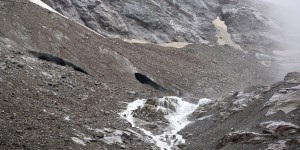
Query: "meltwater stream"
120 96 212 150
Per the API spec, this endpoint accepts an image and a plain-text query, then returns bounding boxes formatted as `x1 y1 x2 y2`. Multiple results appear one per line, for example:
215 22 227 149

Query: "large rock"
182 72 300 150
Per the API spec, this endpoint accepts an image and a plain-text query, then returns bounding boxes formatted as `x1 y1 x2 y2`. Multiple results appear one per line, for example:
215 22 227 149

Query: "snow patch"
64 116 70 121
103 130 124 144
29 0 59 14
123 39 149 44
41 71 52 78
158 42 190 48
71 137 86 146
123 39 190 48
197 115 213 121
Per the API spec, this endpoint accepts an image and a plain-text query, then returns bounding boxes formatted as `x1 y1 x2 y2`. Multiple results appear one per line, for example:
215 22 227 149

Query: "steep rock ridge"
41 0 280 53
41 0 220 44
182 72 300 149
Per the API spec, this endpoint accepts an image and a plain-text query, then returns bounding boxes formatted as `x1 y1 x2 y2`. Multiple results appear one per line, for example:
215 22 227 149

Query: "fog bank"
263 0 300 78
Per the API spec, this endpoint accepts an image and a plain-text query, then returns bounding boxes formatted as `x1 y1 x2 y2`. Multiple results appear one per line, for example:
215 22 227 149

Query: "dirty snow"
123 39 190 48
123 39 149 44
197 115 213 121
86 126 130 145
232 91 254 111
41 72 53 78
64 116 70 121
71 137 86 146
103 130 124 144
158 42 190 48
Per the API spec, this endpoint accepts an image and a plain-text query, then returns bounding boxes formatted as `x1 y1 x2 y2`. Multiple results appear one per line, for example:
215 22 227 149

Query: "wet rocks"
267 140 287 150
216 121 299 149
183 72 300 150
91 132 104 139
284 72 300 83
216 131 274 149
289 136 300 144
132 99 169 131
263 90 300 116
259 121 299 135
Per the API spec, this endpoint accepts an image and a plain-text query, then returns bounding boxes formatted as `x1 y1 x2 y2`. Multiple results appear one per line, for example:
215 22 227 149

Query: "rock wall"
42 0 281 52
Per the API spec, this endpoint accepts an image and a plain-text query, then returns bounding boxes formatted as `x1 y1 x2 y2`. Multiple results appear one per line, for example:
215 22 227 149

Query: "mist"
263 0 300 78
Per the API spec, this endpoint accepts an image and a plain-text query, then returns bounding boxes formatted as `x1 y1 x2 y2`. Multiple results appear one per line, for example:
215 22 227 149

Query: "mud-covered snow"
71 137 86 146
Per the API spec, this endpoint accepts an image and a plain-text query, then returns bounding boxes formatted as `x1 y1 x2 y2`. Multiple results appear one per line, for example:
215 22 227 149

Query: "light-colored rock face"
212 17 243 51
264 86 300 116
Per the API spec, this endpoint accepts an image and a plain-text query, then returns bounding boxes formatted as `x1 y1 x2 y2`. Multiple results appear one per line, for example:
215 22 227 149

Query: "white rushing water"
120 96 212 150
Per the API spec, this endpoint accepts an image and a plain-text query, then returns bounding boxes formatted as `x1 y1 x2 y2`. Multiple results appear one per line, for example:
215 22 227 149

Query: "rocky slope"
182 72 300 150
0 0 297 150
41 0 281 53
122 73 300 150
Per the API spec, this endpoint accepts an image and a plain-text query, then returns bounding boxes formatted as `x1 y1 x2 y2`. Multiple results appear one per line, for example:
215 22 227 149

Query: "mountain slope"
41 0 281 53
0 0 296 150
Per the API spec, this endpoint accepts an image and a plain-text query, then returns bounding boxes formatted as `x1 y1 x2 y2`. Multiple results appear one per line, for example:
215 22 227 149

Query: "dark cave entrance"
29 51 88 74
134 73 168 92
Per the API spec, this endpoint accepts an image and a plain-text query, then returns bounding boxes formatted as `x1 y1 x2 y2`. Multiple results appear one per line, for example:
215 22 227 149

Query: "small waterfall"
120 96 212 150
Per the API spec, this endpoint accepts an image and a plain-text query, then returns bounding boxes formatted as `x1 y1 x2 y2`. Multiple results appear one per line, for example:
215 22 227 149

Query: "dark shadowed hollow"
29 51 88 74
134 73 168 92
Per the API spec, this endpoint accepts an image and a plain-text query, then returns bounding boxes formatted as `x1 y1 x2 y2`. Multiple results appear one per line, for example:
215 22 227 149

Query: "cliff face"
183 72 300 149
41 0 219 43
41 0 281 52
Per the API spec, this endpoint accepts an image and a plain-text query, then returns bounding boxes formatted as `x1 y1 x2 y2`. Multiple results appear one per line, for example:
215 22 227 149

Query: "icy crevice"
120 96 212 150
